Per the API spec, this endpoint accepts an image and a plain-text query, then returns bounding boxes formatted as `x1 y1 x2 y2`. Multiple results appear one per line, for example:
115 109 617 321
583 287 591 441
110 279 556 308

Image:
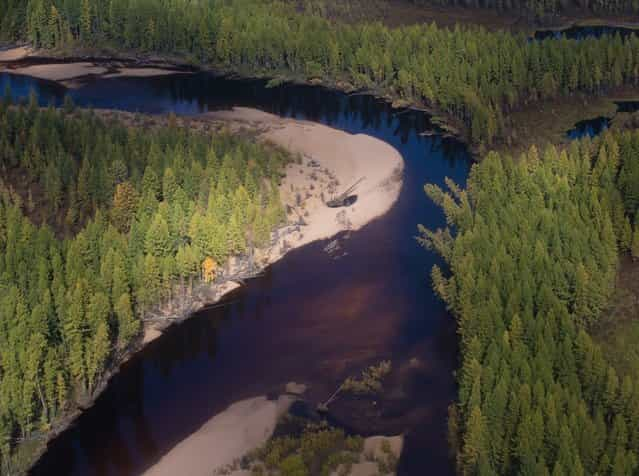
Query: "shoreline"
18 106 404 474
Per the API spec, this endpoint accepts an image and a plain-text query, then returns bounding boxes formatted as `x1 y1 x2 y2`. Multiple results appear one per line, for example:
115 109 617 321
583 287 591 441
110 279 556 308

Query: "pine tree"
145 213 171 257
80 0 93 43
111 181 138 233
459 406 487 475
114 293 138 349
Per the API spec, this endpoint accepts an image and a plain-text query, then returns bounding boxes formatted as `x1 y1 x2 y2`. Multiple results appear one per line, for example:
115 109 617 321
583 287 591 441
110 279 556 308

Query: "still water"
1 71 471 476
534 24 638 40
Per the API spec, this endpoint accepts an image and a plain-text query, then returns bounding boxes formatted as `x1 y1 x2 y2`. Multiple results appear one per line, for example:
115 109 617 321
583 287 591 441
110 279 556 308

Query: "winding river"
1 71 470 476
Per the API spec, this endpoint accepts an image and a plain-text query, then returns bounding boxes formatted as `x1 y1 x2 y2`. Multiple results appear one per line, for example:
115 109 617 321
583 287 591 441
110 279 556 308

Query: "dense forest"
0 97 287 470
2 0 639 146
419 131 639 475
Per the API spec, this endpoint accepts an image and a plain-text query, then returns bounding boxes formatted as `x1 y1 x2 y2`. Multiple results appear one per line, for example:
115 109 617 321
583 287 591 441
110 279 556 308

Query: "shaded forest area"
0 98 288 472
420 131 639 475
2 0 639 148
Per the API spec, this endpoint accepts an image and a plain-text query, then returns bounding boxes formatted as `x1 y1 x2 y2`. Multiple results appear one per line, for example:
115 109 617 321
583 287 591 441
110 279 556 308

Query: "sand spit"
143 395 298 476
208 107 404 252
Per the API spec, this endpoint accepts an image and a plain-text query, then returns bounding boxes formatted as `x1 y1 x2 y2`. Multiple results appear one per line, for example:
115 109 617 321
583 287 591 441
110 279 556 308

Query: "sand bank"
0 48 191 83
0 46 32 62
1 62 109 81
143 395 297 476
208 108 404 253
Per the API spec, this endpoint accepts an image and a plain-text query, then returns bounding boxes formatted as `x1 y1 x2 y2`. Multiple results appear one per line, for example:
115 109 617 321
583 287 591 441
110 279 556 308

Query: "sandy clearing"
208 108 404 255
0 46 32 62
143 395 297 476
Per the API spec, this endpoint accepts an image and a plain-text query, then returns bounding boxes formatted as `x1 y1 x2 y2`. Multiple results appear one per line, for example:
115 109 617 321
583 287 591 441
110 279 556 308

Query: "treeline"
0 98 287 469
2 1 639 146
419 131 639 475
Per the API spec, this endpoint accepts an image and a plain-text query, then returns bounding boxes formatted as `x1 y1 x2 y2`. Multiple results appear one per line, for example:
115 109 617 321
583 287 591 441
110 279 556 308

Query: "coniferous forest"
2 0 639 146
420 132 639 475
1 0 639 475
0 98 287 467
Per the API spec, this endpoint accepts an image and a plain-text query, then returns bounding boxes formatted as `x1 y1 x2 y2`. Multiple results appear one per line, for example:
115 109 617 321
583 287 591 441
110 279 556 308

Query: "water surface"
534 24 638 40
567 116 610 139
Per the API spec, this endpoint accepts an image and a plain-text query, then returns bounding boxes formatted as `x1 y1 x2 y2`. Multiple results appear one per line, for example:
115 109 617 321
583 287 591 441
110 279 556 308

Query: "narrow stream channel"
1 71 472 476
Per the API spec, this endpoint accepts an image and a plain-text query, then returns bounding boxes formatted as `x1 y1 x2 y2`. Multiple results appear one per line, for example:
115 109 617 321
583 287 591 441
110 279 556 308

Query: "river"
534 24 639 40
1 71 470 476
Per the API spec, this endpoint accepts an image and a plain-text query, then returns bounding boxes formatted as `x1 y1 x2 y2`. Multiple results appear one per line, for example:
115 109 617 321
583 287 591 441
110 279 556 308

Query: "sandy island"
209 107 404 253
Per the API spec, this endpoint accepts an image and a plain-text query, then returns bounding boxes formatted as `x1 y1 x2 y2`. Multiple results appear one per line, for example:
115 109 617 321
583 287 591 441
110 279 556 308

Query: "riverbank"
5 42 639 160
0 46 194 86
13 105 403 475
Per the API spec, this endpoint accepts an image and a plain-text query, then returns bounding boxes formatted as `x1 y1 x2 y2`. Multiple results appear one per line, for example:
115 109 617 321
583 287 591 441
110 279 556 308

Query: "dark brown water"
534 24 638 40
2 71 471 476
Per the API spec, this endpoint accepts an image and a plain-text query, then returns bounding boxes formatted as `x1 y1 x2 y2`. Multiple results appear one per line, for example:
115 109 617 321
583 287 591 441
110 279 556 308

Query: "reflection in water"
2 71 472 476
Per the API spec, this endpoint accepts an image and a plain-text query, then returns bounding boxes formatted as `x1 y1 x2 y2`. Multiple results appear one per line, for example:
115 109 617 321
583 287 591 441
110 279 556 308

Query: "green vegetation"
237 422 373 476
2 1 639 146
0 98 288 471
342 360 392 395
420 130 639 474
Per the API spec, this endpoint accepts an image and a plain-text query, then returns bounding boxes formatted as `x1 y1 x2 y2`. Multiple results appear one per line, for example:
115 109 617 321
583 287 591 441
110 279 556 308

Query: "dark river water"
1 71 471 476
534 24 638 40
567 116 611 139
